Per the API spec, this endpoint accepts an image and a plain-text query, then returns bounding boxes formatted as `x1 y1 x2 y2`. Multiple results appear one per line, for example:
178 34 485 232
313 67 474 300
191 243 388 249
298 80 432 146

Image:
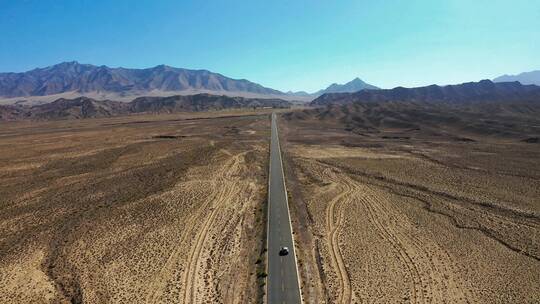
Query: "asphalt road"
267 113 302 304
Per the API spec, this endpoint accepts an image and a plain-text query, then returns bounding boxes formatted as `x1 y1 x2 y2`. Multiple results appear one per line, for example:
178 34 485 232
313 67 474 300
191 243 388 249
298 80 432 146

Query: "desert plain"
281 106 540 303
0 111 271 303
0 104 539 304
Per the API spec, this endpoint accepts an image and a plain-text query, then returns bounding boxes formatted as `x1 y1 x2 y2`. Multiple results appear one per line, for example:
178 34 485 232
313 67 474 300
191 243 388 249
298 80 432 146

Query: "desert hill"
129 94 288 113
311 80 540 106
0 94 289 121
287 100 540 140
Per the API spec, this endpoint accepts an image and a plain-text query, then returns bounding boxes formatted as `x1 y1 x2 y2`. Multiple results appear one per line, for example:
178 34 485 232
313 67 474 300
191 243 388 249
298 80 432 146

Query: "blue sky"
0 0 538 92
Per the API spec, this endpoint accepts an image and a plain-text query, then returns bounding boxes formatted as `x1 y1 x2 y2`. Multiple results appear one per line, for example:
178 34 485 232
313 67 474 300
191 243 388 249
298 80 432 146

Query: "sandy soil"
281 115 540 303
0 112 270 303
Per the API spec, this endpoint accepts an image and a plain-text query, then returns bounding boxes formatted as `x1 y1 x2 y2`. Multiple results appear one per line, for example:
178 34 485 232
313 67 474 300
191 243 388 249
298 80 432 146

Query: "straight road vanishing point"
267 113 302 304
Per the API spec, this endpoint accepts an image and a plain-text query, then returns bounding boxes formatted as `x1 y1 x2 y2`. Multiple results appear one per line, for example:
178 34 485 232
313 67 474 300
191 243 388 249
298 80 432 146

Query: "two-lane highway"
267 113 302 304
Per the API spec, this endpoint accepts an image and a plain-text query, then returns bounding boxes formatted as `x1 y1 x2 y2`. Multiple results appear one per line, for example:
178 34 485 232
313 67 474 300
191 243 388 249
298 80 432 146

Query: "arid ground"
0 111 271 303
1 104 539 304
281 111 540 303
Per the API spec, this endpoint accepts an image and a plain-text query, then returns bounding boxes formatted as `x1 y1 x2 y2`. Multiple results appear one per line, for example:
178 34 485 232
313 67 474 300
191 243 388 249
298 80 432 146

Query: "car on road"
279 246 289 256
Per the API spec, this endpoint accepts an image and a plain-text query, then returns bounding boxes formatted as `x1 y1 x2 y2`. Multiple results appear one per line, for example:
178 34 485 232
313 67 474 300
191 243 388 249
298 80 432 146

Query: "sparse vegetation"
0 111 270 303
281 109 540 303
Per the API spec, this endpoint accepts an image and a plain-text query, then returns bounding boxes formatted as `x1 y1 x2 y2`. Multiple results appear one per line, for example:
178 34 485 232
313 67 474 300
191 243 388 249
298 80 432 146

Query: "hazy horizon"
1 0 538 92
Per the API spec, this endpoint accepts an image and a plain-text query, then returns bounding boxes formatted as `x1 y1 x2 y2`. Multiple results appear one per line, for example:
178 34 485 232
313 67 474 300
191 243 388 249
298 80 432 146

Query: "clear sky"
0 0 538 92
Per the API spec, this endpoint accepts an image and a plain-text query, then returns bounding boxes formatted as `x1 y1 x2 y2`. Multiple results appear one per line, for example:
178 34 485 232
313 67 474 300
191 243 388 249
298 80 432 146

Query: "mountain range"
0 62 381 104
2 62 538 107
311 80 540 106
494 70 540 86
0 61 291 103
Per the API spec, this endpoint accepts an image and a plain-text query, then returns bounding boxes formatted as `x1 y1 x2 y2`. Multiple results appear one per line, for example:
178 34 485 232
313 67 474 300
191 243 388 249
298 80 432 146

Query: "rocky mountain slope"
286 100 540 140
0 61 284 99
0 94 289 121
129 94 288 112
311 80 540 106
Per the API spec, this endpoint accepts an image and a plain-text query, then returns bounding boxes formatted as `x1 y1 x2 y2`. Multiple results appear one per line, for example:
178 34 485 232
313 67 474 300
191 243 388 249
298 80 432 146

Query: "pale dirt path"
145 179 220 303
144 150 252 304
356 186 471 303
323 168 354 304
180 151 249 304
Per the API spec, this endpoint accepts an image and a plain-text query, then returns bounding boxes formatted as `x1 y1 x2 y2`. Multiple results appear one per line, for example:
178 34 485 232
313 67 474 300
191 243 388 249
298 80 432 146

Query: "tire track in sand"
309 159 470 304
323 168 354 304
357 190 424 303
352 178 470 303
146 180 220 303
181 152 245 304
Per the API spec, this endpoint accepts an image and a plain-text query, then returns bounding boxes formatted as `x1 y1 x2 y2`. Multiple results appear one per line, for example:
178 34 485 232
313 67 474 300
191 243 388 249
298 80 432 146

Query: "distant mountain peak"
286 90 311 97
316 77 379 95
494 70 540 86
52 61 83 68
153 64 173 70
58 60 79 65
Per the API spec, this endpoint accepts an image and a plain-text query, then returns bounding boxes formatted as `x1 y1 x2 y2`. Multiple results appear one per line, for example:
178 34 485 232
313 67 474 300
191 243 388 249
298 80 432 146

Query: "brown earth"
0 111 271 303
280 111 540 303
